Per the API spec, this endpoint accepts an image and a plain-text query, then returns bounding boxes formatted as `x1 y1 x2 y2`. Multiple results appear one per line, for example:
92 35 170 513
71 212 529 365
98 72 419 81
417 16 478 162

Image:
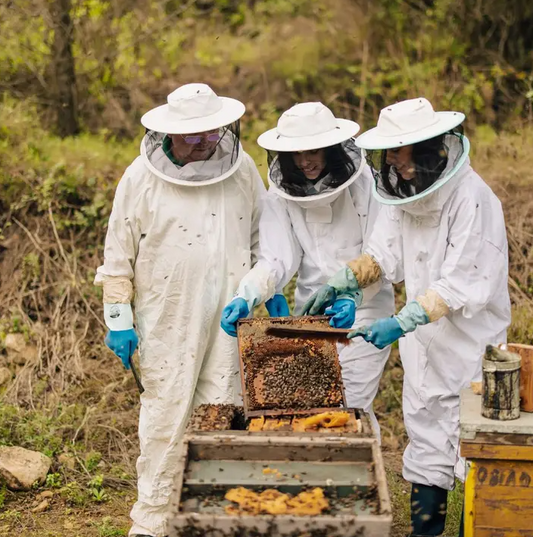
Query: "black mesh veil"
364 127 465 201
266 138 363 198
142 120 241 184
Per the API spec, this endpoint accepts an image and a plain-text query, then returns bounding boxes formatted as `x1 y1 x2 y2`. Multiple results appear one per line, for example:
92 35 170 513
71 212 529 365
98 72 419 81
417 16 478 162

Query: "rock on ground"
0 446 52 491
4 333 38 366
32 499 50 513
58 453 76 470
0 366 11 386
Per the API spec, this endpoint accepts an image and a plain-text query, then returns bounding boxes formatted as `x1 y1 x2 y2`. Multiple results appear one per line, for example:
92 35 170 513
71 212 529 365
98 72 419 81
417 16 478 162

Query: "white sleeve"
356 166 385 303
94 160 145 302
364 205 405 285
237 190 303 310
429 191 508 317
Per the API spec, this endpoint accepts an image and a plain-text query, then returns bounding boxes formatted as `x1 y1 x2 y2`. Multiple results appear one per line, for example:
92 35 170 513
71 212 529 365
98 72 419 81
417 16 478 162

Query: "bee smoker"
482 344 521 420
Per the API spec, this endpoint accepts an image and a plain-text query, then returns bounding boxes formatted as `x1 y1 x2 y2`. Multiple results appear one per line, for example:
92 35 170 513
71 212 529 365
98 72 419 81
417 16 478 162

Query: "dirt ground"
0 492 133 537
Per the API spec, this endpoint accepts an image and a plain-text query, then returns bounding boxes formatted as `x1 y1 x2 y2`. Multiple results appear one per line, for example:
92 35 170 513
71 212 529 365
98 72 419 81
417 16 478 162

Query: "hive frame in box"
168 433 392 537
236 316 349 419
185 404 374 438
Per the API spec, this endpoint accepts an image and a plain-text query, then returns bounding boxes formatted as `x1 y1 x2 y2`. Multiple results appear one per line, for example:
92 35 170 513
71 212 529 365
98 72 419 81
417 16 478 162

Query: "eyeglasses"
181 132 220 145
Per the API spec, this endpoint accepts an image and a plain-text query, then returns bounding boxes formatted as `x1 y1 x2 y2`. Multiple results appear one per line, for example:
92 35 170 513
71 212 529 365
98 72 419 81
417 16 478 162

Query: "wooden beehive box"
237 317 347 418
168 433 392 537
460 388 533 536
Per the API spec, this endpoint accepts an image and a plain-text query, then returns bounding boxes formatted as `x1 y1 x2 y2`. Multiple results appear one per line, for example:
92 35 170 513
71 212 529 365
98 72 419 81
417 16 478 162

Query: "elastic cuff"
104 303 134 331
395 301 430 333
417 289 450 322
101 276 133 303
347 254 382 288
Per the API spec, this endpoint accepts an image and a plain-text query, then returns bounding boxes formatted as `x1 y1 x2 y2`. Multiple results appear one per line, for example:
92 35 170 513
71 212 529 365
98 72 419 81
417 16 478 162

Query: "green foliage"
60 482 87 507
0 404 85 457
0 480 6 510
1 0 531 136
45 473 62 489
94 517 127 537
85 451 102 472
88 474 108 502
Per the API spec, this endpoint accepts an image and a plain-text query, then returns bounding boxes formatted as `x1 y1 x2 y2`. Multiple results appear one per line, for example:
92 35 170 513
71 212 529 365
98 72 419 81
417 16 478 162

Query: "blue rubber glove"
105 329 139 370
348 317 404 349
265 294 290 317
221 297 250 337
325 299 356 329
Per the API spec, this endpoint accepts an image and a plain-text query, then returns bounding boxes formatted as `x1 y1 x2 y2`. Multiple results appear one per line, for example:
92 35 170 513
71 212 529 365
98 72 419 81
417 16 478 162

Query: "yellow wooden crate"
460 388 533 537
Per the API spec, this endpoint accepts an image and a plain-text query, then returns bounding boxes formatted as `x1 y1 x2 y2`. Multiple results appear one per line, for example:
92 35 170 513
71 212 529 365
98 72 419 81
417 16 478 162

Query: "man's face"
169 129 220 164
386 145 415 180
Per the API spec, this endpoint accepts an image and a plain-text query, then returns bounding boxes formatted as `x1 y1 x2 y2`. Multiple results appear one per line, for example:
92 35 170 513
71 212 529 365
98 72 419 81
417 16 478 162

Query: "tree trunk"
49 0 79 137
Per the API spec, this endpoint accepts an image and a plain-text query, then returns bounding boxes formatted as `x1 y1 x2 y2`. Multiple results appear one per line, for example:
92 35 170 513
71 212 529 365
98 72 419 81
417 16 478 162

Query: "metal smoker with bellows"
168 316 392 537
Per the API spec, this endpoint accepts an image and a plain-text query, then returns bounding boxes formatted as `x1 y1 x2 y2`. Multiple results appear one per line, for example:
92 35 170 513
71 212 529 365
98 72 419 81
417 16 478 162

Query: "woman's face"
293 149 326 180
386 145 415 180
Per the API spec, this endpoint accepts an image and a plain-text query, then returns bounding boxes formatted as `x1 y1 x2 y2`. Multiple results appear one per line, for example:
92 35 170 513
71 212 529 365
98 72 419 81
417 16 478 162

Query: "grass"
94 517 127 537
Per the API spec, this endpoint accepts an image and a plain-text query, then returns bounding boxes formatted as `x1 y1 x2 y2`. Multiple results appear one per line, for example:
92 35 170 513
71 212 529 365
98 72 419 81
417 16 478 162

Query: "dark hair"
379 133 451 198
272 143 356 197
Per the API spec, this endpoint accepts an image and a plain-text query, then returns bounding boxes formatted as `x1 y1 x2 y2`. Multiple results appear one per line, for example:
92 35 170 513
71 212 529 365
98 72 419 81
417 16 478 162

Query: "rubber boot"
410 483 448 536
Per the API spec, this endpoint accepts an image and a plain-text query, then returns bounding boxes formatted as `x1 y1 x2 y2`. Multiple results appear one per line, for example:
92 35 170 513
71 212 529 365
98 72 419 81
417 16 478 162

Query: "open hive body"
168 317 392 536
169 434 391 537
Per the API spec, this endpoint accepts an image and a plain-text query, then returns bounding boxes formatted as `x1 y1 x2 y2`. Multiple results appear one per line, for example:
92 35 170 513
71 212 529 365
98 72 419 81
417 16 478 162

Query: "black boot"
410 483 448 536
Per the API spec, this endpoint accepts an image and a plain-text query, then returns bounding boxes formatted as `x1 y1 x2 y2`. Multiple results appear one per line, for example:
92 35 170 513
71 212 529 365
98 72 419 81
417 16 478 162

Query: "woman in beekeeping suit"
303 97 511 536
220 102 395 435
95 83 265 537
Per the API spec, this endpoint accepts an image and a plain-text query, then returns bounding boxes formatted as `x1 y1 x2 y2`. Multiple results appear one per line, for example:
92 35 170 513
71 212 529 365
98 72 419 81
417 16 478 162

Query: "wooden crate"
460 388 533 537
506 343 533 412
168 433 392 537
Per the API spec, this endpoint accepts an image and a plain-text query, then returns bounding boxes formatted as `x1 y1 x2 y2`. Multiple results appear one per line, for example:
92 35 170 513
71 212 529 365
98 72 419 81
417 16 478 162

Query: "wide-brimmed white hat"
258 102 360 152
140 83 245 134
356 97 465 150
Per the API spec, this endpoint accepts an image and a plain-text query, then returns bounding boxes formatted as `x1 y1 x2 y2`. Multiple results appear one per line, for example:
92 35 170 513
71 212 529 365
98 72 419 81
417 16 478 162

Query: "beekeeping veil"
355 98 468 211
257 102 364 203
140 83 245 186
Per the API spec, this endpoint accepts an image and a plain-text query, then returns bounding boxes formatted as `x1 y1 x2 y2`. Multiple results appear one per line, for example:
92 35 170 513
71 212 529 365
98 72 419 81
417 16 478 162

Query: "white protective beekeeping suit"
95 84 264 537
236 103 395 434
355 99 511 490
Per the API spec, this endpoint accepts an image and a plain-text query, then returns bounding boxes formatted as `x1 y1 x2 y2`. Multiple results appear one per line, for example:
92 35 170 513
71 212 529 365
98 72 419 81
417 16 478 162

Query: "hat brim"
257 118 360 152
355 111 465 150
140 96 245 134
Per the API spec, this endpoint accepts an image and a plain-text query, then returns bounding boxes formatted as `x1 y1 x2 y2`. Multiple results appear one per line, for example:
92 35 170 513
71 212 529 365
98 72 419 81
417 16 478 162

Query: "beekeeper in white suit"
220 102 395 434
95 83 264 537
303 98 510 537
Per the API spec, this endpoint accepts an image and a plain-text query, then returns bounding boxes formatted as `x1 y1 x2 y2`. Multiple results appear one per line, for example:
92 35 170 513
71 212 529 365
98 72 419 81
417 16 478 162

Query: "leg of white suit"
338 336 390 442
402 376 462 491
129 325 238 536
